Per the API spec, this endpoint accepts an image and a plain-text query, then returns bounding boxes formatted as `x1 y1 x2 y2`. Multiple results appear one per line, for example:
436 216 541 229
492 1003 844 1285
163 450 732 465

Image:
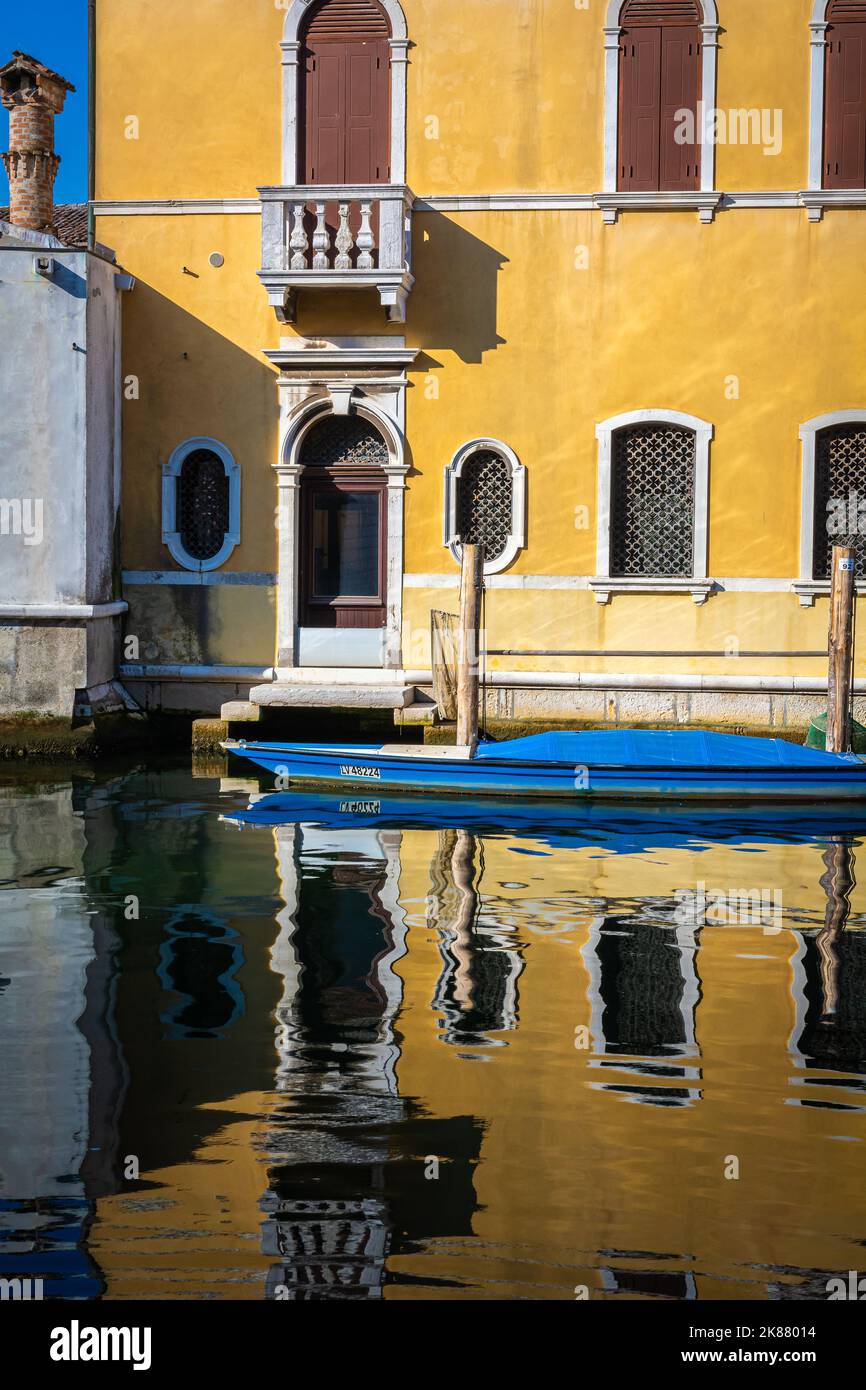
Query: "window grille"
177 449 230 563
300 416 389 469
456 450 513 563
813 425 866 580
610 425 696 577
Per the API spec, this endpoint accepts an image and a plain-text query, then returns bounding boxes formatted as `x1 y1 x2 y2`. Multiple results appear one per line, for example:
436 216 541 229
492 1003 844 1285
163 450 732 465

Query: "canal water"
0 758 864 1301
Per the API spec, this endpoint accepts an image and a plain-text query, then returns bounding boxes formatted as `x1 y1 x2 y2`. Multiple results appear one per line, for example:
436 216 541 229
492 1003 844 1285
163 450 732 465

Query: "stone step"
248 682 417 710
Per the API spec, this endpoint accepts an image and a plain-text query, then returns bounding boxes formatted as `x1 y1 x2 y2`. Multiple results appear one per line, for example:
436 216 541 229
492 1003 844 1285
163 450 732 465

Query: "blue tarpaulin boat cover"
473 730 860 767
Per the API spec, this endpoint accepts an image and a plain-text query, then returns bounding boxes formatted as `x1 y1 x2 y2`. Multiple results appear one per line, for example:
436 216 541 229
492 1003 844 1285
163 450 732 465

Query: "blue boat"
223 729 866 802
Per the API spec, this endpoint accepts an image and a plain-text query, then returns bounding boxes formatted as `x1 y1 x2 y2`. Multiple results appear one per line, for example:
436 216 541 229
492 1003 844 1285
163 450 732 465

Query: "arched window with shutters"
593 410 713 603
818 1 866 190
798 412 866 603
281 0 408 186
603 1 719 198
444 440 526 576
162 437 240 572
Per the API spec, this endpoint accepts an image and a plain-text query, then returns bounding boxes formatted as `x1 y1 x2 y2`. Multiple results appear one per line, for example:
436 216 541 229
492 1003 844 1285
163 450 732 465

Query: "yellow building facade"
93 0 866 730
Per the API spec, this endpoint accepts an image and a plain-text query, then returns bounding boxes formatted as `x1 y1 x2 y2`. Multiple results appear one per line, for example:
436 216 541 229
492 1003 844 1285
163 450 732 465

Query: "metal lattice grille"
300 416 389 469
177 449 230 562
456 450 513 562
610 425 695 577
813 425 866 580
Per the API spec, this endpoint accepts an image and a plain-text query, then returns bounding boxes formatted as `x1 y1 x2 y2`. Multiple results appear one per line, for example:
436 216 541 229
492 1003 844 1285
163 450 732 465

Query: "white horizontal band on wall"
403 575 801 592
398 671 866 694
120 664 274 681
92 191 827 216
0 601 128 619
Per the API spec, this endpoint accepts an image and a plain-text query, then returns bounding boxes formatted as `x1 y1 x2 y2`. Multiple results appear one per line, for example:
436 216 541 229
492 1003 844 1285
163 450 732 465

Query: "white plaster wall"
0 247 121 607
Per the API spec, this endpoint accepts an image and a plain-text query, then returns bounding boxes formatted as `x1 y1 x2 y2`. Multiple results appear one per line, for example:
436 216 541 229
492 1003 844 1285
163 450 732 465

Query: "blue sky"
0 0 88 204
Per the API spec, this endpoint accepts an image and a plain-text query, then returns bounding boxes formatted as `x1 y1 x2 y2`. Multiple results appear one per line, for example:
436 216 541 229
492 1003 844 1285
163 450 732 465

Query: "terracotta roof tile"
0 202 88 246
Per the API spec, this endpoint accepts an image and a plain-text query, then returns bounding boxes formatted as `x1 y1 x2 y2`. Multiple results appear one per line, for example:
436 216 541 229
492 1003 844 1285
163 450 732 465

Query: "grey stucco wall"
0 245 121 608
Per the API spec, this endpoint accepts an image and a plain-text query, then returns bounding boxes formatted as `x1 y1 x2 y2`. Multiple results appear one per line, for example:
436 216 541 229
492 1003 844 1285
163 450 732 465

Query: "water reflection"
428 830 523 1053
0 767 865 1299
583 911 702 1107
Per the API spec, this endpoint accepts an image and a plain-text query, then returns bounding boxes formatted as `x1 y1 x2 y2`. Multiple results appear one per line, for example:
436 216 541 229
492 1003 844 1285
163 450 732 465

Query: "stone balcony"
258 183 415 324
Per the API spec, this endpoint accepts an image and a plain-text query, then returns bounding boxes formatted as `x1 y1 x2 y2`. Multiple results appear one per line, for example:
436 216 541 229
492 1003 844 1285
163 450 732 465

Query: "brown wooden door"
825 22 866 188
300 473 387 629
619 21 700 191
303 39 390 184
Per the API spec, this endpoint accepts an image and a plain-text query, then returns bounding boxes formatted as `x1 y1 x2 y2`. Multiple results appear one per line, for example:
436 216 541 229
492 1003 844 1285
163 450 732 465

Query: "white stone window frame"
443 439 527 577
804 1 866 219
162 436 240 573
601 0 721 222
274 391 409 670
795 409 866 606
592 409 714 604
280 0 409 186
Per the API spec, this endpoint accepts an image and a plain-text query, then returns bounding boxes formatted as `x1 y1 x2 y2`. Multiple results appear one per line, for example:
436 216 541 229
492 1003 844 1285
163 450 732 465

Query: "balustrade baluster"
289 203 309 270
312 203 330 269
334 203 353 270
356 201 375 270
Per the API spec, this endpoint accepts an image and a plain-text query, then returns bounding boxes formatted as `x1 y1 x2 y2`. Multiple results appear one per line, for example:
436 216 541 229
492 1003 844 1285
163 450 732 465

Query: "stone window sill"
596 191 723 224
590 577 715 605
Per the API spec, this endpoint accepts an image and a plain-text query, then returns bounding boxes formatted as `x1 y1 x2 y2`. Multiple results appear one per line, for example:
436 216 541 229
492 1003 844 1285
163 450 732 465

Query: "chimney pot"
0 52 75 232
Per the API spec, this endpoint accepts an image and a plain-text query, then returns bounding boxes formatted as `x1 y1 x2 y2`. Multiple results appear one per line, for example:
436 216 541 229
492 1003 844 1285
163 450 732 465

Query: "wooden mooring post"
456 543 484 750
827 544 856 754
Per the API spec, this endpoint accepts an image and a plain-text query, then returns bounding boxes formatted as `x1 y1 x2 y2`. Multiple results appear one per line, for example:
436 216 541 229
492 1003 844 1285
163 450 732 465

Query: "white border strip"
404 575 802 592
92 191 821 217
0 601 128 619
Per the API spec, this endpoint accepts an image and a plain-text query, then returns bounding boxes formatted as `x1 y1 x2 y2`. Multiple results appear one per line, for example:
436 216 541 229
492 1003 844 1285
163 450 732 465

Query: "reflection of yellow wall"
389 829 866 1299
96 1 866 674
89 1097 271 1300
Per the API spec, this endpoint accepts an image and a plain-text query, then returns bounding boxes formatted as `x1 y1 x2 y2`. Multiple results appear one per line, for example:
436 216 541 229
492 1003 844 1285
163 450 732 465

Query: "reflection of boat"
222 787 866 850
224 729 866 801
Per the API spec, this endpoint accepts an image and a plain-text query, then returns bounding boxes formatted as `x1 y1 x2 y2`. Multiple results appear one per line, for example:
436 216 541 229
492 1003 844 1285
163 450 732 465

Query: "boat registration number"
339 765 381 779
340 801 382 814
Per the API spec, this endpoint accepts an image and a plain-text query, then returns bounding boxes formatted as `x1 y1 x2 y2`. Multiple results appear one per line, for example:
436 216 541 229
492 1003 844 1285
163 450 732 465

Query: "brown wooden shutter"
620 0 701 23
345 41 390 182
827 1 866 19
824 10 866 188
660 28 701 190
305 45 346 184
305 0 389 40
619 27 662 190
619 9 700 191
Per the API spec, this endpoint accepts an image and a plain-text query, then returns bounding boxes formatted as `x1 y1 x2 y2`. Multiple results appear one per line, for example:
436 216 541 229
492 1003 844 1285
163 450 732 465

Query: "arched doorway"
298 414 389 655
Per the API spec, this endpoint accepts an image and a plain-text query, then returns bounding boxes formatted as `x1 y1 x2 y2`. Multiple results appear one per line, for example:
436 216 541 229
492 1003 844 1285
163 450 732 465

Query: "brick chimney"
0 52 75 233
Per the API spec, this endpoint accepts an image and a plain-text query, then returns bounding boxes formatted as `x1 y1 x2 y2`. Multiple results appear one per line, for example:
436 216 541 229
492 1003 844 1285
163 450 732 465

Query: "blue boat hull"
224 729 866 803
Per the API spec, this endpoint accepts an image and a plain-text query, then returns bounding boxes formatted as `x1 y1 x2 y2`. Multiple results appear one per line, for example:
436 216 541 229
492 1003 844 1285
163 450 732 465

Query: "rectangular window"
610 424 696 577
618 11 701 192
812 425 866 579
